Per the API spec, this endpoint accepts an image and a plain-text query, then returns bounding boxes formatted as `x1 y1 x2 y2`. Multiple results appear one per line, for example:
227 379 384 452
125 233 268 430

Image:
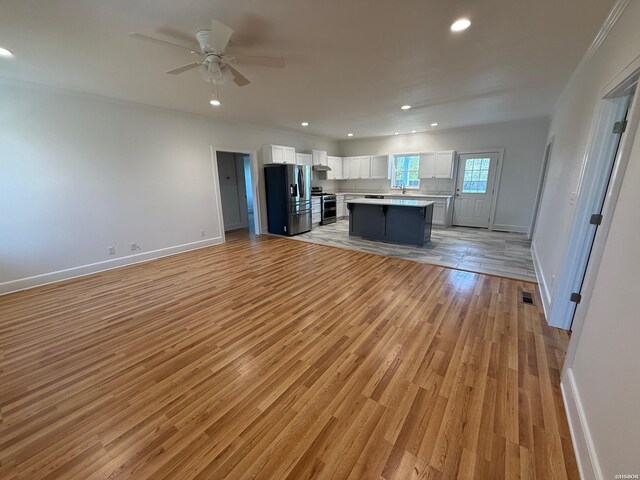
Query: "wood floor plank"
0 230 577 479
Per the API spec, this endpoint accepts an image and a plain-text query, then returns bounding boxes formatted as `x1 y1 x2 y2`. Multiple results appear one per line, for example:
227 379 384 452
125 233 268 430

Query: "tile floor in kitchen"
291 219 537 282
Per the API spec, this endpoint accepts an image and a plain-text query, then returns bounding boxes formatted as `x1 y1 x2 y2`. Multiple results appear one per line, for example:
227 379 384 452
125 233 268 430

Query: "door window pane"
461 158 490 193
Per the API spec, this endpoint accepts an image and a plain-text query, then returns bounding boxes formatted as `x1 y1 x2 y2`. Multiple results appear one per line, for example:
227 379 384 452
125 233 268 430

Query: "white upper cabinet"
327 156 343 180
370 155 390 179
434 150 455 178
312 150 328 167
296 153 312 167
343 157 352 179
418 153 436 178
418 151 455 178
264 145 297 164
358 156 371 179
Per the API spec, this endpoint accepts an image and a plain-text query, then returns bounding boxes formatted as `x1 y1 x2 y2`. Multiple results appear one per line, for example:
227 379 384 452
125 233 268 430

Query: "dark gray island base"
347 198 435 247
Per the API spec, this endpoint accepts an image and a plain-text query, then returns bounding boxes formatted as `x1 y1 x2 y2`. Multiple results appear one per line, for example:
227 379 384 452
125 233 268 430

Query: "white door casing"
453 152 499 228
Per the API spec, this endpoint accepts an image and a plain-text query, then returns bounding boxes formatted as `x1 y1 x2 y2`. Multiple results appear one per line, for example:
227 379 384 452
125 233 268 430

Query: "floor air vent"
521 291 535 305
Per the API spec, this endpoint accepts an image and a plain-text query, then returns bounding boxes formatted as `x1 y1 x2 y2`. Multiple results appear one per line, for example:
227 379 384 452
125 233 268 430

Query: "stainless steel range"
311 187 337 225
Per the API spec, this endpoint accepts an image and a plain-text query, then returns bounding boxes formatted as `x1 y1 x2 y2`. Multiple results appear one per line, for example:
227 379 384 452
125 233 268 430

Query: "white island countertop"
346 198 435 207
337 192 452 199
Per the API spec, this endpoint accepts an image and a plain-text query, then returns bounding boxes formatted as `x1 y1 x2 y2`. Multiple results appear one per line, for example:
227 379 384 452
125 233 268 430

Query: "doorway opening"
452 151 501 228
529 137 554 239
216 151 258 236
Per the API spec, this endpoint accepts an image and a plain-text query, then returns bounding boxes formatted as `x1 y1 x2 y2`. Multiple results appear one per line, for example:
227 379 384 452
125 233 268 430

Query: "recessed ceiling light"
394 132 399 135
411 130 416 133
451 18 471 32
0 47 14 58
401 105 412 110
301 122 309 127
430 122 438 127
347 133 354 137
209 99 221 106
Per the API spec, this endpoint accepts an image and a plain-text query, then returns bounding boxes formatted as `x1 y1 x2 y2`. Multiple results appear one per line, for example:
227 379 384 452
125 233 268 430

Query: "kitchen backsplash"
313 177 453 195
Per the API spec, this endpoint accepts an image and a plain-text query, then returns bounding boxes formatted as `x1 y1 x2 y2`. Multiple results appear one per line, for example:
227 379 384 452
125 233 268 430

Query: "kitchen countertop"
346 198 435 207
336 192 452 199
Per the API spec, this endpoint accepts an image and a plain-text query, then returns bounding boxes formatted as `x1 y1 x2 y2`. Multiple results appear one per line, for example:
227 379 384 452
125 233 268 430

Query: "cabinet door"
343 158 351 179
284 147 297 165
435 151 455 178
312 150 328 166
370 155 389 179
331 157 343 179
432 203 446 225
271 146 285 164
358 156 371 179
418 153 436 178
311 199 321 224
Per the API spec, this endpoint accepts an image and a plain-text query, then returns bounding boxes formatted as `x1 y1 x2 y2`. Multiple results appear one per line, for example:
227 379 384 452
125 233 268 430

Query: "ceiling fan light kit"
130 17 285 105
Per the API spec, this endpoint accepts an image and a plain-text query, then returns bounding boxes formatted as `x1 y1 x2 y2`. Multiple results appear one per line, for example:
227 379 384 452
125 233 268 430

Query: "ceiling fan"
129 18 285 89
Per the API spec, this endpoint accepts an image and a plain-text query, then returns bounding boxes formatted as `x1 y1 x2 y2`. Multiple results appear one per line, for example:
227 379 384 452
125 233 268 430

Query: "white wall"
337 118 550 232
0 80 337 293
535 0 640 477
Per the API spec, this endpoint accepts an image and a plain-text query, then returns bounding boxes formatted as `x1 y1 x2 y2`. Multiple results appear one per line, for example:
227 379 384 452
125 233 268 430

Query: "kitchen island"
346 198 435 247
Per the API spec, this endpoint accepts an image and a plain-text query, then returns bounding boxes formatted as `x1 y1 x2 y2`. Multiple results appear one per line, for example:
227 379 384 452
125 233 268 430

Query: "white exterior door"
453 152 499 228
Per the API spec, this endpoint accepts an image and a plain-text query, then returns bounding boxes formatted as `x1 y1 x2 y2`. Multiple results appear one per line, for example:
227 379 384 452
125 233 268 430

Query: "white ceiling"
0 0 615 139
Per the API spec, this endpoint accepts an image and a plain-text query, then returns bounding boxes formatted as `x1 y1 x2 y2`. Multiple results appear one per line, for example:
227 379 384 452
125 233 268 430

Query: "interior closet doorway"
216 151 257 235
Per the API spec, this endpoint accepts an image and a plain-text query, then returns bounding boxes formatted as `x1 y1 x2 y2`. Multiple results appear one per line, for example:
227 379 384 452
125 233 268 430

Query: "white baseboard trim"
531 242 551 318
491 223 530 233
561 368 603 480
0 236 224 296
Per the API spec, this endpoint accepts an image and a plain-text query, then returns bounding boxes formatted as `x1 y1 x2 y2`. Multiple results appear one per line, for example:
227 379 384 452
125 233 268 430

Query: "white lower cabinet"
312 198 321 225
432 203 446 225
336 195 346 218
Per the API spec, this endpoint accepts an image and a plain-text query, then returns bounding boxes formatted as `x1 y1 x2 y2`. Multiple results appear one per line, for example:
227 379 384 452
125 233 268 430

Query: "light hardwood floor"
0 231 577 479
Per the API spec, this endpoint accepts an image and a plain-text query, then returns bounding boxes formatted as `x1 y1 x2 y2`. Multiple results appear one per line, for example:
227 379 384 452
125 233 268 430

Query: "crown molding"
552 0 632 114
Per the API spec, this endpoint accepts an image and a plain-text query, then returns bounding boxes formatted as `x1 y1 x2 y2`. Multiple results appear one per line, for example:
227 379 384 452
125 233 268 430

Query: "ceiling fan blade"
233 55 285 68
166 62 201 74
226 64 250 87
209 18 234 52
129 33 200 54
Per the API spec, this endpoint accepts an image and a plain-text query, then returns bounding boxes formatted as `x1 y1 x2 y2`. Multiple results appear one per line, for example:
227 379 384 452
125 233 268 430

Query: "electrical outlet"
200 230 205 238
108 246 116 255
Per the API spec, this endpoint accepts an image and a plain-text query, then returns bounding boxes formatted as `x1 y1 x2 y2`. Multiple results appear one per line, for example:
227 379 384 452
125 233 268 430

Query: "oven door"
321 198 337 224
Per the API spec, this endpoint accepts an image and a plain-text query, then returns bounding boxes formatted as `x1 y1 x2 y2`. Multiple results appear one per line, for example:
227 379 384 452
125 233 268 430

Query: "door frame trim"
452 147 505 231
211 146 261 241
547 92 635 331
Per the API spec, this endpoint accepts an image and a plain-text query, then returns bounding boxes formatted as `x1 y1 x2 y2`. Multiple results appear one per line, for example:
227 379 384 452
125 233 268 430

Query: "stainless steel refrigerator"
264 164 312 235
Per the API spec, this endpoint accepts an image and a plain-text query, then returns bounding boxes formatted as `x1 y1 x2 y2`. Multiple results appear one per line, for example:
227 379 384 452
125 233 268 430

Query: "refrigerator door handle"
298 169 305 198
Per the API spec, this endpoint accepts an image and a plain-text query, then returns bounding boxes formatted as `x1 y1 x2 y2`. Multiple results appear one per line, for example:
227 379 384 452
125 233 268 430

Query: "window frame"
390 153 421 190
